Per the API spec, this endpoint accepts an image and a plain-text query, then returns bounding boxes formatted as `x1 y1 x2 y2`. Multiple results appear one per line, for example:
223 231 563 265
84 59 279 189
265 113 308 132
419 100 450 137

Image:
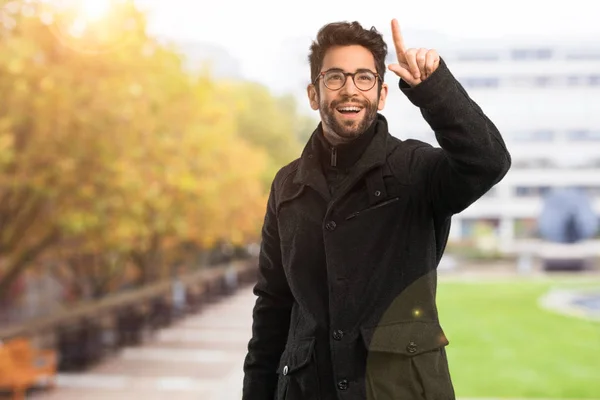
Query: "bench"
0 338 57 399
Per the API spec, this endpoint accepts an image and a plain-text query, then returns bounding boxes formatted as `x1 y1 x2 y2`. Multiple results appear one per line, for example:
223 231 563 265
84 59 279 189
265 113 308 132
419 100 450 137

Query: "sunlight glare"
79 0 113 22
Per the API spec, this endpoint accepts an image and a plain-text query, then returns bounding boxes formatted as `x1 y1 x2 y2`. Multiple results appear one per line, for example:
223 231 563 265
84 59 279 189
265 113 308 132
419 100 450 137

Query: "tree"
220 81 309 189
0 0 315 297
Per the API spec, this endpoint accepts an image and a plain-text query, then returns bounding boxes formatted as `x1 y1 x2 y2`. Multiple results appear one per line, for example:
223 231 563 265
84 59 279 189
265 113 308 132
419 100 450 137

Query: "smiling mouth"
336 106 363 115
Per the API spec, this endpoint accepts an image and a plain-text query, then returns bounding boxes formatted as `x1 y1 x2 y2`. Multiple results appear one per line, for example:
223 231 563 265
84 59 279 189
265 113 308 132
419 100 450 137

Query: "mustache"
331 98 368 108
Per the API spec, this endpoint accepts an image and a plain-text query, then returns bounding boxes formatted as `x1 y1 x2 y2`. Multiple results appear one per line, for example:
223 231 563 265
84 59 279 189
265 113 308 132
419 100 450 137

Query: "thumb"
388 63 419 87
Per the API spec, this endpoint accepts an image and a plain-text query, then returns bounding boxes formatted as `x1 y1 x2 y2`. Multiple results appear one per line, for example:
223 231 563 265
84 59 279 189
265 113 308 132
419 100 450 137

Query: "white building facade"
399 39 600 252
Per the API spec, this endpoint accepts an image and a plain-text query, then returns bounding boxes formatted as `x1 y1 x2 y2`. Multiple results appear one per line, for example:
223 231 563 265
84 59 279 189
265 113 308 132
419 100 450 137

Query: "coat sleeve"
399 57 512 218
242 178 294 400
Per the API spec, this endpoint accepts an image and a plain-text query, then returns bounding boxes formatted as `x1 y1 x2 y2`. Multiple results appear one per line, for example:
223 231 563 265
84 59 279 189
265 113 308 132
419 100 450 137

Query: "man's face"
308 45 388 143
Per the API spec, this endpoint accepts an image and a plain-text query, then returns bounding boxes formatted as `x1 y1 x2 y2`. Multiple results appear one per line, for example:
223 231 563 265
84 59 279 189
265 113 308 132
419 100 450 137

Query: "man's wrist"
398 57 458 110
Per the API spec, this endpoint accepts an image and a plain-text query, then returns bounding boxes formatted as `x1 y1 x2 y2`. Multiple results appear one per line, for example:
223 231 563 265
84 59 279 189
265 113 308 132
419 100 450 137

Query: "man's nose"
339 76 360 96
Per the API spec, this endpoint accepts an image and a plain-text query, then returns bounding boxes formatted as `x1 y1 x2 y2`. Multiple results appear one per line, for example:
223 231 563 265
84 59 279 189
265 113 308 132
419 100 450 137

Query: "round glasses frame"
313 69 381 91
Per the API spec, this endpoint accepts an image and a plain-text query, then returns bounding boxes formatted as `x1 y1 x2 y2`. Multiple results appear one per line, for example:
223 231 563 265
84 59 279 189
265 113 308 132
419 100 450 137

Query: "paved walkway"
32 285 256 400
28 276 600 400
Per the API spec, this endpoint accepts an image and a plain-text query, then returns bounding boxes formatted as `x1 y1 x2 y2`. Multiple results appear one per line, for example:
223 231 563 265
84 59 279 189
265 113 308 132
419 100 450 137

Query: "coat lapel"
293 125 332 203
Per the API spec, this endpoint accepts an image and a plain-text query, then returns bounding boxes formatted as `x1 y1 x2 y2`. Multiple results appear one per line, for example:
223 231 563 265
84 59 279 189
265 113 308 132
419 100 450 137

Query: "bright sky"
134 0 600 43
131 0 600 85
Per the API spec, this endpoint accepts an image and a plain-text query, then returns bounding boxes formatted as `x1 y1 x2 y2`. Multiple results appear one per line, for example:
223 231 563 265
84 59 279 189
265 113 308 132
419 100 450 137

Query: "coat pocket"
345 197 401 220
360 321 455 400
275 337 321 400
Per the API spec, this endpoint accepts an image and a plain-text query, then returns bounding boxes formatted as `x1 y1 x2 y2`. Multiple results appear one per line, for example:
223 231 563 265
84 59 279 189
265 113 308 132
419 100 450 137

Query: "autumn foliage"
0 0 314 295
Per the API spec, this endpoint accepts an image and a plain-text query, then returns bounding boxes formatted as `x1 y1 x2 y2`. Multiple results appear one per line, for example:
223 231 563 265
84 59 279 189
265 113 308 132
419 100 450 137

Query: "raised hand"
387 19 440 87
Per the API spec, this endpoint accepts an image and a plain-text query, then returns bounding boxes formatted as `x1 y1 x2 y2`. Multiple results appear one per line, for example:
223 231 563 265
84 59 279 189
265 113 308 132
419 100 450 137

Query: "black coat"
242 59 511 400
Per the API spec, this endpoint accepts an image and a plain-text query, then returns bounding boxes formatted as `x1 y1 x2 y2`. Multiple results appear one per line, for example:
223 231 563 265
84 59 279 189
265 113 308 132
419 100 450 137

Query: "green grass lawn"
437 276 600 398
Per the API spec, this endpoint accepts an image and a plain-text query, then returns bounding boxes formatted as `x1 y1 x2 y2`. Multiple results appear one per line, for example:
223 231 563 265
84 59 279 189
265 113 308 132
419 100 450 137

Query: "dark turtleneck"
314 118 379 196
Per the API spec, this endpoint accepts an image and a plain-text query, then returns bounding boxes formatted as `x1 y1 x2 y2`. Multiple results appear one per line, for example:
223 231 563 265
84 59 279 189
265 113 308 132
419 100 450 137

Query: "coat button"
406 341 418 354
337 379 349 390
283 365 288 375
325 221 337 231
332 330 344 341
374 190 381 196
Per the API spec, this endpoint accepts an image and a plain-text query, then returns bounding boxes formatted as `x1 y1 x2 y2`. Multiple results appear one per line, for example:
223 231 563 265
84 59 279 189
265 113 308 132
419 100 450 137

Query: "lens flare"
41 0 140 55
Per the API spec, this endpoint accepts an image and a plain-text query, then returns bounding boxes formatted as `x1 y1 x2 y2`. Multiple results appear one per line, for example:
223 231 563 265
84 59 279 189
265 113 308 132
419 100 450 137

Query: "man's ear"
377 83 388 111
307 84 319 110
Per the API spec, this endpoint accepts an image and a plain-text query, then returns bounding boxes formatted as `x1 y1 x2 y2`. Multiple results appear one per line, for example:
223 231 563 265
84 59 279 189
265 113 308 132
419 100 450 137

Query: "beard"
319 95 378 141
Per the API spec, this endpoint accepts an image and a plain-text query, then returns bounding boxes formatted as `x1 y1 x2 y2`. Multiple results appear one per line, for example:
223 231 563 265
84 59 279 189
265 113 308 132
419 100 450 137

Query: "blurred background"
0 0 599 399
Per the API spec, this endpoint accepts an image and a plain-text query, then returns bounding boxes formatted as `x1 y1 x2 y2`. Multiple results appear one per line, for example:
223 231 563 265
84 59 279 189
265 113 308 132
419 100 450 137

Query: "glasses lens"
322 71 377 90
323 71 345 90
354 72 376 90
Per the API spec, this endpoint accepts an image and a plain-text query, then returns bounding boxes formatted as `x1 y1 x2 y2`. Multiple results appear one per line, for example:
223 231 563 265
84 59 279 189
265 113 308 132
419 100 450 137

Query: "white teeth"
338 107 361 112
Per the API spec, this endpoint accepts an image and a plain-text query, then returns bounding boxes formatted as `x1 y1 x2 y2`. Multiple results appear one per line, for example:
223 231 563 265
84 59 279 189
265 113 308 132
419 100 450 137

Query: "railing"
0 258 258 371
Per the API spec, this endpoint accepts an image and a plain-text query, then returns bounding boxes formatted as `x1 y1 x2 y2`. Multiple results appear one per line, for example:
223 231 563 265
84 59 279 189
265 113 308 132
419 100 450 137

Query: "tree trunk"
130 233 162 285
0 230 59 300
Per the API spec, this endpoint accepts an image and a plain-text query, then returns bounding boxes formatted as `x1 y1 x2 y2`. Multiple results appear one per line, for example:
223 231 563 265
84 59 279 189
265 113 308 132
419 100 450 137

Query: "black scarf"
314 118 379 194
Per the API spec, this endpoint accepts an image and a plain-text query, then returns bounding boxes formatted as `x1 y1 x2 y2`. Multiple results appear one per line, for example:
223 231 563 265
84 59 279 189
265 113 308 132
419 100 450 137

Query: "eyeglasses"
314 69 380 91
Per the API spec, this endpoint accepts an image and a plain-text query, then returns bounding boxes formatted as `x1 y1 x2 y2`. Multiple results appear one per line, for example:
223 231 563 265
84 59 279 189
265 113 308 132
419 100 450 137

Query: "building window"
565 51 600 60
573 186 600 197
567 76 583 86
534 76 553 87
511 48 553 60
510 75 555 88
588 75 600 86
565 75 600 87
512 158 555 169
505 75 600 87
567 130 600 141
513 130 554 142
459 77 499 88
455 74 600 88
515 186 551 197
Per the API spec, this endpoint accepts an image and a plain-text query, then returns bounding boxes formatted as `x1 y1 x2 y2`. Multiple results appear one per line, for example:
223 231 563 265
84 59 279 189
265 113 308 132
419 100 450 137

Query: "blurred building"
433 37 600 252
173 40 243 79
275 32 600 252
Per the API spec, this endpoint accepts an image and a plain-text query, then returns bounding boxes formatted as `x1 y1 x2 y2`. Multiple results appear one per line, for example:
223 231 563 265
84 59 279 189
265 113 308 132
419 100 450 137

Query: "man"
242 19 511 400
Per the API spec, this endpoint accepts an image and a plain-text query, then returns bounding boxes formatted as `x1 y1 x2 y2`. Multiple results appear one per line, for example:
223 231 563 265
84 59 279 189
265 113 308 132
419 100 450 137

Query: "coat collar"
293 113 391 202
315 117 378 171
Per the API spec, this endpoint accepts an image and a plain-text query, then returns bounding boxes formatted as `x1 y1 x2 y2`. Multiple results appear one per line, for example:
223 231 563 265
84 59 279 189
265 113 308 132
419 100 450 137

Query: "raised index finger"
391 19 407 63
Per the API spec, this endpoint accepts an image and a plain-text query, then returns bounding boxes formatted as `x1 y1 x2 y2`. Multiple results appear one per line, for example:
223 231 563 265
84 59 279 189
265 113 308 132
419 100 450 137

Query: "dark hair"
308 21 388 90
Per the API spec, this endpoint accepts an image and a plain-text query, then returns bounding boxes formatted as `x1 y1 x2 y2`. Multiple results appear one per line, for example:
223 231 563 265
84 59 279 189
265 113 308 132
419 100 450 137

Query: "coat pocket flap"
345 197 401 220
276 337 315 374
360 321 449 356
